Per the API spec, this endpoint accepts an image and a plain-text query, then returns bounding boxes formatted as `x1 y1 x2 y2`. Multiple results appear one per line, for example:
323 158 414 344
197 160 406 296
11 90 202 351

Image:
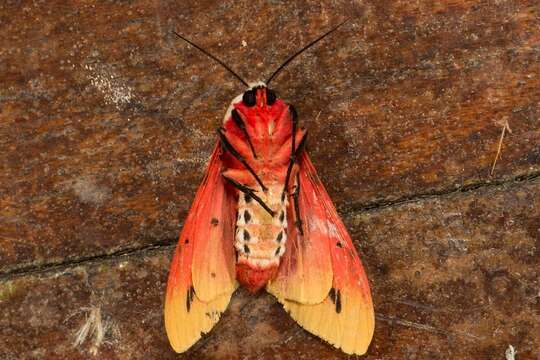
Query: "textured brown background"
1 0 539 359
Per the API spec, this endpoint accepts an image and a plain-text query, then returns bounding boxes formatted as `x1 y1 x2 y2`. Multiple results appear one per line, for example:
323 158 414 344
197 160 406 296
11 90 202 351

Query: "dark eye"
266 89 276 105
242 90 256 107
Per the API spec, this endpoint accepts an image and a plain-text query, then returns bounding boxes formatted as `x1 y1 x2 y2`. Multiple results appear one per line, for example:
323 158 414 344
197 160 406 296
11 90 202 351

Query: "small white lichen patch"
505 345 516 360
71 177 111 206
72 306 119 356
84 62 134 109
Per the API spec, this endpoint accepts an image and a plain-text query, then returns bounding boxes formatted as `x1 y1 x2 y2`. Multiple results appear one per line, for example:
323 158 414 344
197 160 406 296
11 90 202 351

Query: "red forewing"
267 151 374 355
164 144 237 353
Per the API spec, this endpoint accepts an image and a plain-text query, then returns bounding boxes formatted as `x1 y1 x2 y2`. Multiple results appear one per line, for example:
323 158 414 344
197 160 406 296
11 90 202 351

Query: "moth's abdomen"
235 184 287 292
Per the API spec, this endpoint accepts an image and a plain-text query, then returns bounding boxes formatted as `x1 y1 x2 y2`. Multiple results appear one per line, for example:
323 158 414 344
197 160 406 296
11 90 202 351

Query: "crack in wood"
1 170 538 281
0 242 176 281
341 170 540 215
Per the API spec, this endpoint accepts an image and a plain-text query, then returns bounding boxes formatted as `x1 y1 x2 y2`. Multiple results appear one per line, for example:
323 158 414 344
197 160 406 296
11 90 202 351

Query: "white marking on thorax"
223 93 243 124
234 184 287 269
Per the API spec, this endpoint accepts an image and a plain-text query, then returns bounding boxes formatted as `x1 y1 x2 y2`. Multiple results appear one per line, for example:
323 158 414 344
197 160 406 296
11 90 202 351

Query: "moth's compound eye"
242 90 256 107
266 89 276 105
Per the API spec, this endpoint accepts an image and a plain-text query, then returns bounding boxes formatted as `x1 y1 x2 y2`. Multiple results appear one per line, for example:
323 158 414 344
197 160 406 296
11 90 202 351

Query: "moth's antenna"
173 31 249 88
266 18 350 85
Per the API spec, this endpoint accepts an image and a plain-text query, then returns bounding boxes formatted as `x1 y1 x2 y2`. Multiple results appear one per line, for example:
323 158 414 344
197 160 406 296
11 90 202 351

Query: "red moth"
164 20 374 355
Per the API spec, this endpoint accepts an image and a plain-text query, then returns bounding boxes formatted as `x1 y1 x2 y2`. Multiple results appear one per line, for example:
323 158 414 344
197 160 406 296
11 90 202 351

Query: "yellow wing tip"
293 317 374 355
164 289 233 354
278 293 375 356
313 321 374 356
339 344 369 356
166 333 199 354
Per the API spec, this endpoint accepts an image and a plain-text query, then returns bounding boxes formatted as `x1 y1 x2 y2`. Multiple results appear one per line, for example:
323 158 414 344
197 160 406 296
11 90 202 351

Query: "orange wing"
267 152 374 355
164 144 237 353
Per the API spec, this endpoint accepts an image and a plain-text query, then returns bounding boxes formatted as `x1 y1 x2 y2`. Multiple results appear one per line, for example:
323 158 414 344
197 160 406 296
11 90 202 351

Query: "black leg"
292 173 304 235
231 109 257 159
223 176 275 217
282 131 307 196
218 128 267 191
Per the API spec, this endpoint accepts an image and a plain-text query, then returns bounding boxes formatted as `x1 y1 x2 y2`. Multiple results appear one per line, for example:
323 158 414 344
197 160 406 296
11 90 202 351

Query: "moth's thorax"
235 184 287 267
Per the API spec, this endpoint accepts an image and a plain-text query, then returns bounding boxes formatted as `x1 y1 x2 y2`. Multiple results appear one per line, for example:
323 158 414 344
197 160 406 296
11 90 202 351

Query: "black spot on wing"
244 210 251 223
276 231 283 243
275 246 281 256
329 287 337 303
211 218 219 226
243 244 250 254
243 229 251 241
186 286 195 312
328 287 342 313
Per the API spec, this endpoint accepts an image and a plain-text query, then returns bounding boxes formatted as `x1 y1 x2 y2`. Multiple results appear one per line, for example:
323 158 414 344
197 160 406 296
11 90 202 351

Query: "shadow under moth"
164 19 374 355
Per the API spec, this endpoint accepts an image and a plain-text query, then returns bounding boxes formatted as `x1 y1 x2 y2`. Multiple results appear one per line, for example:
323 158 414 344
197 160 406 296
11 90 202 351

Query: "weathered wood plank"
1 179 538 359
0 0 538 327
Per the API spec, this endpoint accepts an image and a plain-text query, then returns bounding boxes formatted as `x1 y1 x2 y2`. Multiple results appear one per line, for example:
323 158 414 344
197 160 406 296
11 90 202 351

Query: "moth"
164 20 374 355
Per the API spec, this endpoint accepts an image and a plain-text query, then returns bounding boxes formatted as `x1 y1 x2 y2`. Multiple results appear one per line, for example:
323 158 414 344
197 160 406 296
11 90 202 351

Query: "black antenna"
266 18 350 85
173 31 249 87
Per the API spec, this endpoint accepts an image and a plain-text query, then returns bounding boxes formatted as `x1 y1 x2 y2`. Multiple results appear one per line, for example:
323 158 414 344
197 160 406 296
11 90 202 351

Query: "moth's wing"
269 152 375 355
266 160 334 304
164 144 237 353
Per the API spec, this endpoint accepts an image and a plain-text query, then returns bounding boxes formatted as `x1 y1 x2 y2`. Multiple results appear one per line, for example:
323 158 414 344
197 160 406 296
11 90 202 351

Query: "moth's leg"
285 163 299 193
282 131 307 196
291 172 304 235
222 175 275 217
222 169 253 187
231 109 257 159
218 128 267 191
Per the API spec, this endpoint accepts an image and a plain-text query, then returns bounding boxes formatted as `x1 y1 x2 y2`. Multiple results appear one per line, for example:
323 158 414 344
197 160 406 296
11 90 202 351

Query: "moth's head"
241 82 277 107
223 81 279 123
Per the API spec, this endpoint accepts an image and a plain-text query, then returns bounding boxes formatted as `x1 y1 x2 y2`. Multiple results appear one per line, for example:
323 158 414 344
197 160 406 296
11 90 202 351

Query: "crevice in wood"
342 170 540 215
0 242 176 281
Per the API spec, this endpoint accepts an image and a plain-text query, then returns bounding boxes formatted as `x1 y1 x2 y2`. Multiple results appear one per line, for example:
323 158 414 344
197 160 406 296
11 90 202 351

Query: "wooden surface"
0 0 539 359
